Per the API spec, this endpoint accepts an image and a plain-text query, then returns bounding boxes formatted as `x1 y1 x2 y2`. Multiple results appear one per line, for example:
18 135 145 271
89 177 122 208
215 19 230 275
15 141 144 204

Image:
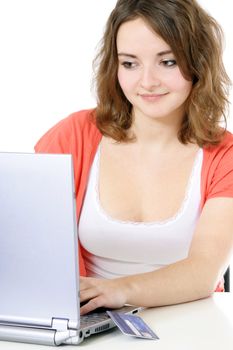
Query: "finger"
80 286 98 303
79 277 96 291
80 296 105 315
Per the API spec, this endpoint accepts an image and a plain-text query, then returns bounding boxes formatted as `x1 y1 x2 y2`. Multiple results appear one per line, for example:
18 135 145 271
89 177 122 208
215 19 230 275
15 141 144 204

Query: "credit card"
107 311 159 340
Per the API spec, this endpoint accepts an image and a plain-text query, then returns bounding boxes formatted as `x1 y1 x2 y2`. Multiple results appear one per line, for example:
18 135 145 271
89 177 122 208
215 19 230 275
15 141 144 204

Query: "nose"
140 66 161 91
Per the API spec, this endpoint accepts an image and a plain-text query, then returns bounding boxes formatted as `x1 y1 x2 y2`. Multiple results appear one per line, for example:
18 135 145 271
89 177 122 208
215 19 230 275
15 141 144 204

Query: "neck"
129 110 184 150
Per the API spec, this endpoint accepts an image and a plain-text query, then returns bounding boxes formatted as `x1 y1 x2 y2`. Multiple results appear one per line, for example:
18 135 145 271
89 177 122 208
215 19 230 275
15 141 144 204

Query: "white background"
0 0 232 152
0 1 232 288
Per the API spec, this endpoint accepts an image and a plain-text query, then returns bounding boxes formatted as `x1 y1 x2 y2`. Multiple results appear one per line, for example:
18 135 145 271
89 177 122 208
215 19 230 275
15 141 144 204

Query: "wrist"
120 275 139 305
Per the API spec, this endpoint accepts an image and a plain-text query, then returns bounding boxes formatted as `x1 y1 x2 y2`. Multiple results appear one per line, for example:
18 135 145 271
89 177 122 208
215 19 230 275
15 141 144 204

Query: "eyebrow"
118 50 173 58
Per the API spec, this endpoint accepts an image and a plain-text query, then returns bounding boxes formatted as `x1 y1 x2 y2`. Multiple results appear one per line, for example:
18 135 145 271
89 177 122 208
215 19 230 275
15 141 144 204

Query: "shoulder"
66 109 99 133
201 130 233 207
35 109 102 153
203 130 233 164
216 130 233 149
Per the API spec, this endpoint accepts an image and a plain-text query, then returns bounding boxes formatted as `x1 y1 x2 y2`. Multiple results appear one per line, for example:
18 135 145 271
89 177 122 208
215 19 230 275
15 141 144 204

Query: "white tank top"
79 145 203 279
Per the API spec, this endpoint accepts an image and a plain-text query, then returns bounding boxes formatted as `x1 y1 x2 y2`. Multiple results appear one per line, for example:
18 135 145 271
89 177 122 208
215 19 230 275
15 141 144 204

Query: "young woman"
35 0 233 315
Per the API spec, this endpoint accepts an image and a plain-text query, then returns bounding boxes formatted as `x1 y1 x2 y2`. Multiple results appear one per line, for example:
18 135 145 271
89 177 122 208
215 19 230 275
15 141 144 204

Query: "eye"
120 61 137 69
161 59 177 67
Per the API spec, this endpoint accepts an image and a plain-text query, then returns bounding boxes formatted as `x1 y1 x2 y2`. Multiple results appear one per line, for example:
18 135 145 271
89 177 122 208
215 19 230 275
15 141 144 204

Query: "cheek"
165 70 192 94
117 69 128 92
117 69 137 94
175 79 192 98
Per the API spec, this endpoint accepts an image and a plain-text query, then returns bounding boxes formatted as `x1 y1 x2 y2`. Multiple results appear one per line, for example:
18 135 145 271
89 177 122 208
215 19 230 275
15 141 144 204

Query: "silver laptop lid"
0 152 80 330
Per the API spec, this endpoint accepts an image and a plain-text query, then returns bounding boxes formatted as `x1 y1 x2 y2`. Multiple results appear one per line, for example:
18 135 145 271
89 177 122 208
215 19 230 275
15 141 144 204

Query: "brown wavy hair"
92 0 231 146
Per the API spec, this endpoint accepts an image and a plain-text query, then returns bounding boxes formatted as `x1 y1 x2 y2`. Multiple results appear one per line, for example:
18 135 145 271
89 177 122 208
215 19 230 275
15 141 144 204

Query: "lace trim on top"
94 145 203 226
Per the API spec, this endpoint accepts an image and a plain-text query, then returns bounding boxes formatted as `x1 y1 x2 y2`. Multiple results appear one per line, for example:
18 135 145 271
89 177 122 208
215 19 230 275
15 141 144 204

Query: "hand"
79 276 129 315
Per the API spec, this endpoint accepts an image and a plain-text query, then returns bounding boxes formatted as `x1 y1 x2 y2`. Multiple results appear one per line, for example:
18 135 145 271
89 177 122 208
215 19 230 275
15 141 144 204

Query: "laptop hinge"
52 318 69 331
52 318 75 345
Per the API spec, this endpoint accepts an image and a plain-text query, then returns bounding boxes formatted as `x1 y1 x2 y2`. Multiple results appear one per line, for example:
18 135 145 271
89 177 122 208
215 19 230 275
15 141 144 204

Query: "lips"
140 93 167 97
139 92 169 101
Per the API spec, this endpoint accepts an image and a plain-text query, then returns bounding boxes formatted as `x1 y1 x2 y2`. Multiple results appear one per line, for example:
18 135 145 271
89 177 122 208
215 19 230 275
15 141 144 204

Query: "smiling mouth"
139 92 169 100
140 91 169 97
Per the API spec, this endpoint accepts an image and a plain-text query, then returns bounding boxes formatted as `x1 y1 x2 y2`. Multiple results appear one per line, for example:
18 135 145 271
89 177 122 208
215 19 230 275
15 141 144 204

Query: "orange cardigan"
35 109 233 289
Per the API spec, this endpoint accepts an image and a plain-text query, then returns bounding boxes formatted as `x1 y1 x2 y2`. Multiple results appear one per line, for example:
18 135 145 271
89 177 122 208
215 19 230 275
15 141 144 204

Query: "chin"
136 109 169 120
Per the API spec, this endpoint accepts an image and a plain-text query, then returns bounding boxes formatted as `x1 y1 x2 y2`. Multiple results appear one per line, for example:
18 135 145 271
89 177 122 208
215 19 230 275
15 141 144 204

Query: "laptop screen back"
0 152 80 329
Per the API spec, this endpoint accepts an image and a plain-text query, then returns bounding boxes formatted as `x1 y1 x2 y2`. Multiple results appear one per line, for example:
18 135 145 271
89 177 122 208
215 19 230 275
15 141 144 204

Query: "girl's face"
117 18 192 124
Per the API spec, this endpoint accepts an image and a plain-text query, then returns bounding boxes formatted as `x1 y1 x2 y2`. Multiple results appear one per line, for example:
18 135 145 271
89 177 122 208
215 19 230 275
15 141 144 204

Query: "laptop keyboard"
80 310 110 328
79 305 140 330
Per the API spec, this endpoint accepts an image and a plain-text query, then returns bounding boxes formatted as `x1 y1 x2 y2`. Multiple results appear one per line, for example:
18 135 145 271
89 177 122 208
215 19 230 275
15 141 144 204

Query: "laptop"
0 152 141 346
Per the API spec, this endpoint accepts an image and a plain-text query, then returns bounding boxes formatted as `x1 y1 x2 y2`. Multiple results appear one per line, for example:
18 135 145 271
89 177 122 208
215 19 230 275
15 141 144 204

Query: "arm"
80 197 233 314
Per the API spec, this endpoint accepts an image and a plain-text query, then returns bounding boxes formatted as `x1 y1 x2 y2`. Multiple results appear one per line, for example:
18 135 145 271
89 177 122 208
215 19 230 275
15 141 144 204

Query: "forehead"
116 17 171 53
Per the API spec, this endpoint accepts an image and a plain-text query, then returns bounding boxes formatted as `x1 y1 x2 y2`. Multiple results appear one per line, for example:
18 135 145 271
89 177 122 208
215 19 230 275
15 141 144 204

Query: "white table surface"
0 293 232 349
